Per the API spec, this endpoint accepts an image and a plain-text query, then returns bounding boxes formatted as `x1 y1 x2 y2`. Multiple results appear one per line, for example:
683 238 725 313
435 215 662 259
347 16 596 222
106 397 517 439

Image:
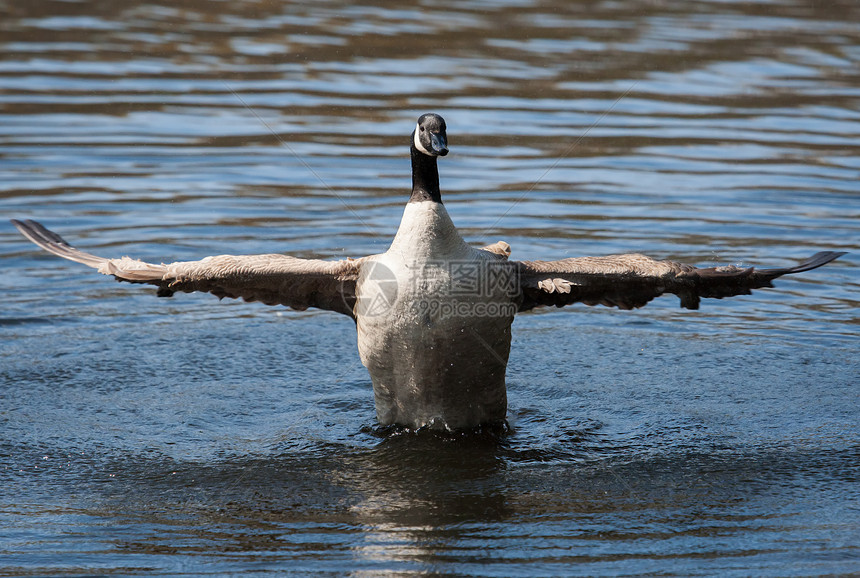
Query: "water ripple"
1 0 858 575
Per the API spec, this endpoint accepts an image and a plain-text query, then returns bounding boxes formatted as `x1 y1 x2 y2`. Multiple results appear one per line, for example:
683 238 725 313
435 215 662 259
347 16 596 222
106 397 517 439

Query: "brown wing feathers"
517 251 845 311
11 219 361 317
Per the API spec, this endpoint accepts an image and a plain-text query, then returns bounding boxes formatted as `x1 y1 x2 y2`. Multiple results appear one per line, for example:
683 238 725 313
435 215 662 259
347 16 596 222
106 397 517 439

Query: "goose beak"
431 132 449 156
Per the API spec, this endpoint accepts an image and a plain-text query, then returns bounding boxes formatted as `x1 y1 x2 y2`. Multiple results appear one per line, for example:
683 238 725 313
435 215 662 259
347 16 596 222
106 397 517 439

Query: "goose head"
412 113 448 157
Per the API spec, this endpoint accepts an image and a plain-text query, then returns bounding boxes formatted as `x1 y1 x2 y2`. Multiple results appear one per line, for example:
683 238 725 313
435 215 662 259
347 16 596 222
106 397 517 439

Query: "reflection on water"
3 429 858 575
1 0 858 575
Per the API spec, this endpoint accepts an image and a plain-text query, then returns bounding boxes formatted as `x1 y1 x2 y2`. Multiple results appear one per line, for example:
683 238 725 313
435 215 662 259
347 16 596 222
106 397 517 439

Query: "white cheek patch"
414 123 433 155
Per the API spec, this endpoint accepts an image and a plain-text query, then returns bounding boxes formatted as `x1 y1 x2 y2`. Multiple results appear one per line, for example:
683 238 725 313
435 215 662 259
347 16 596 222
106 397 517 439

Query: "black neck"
409 144 442 204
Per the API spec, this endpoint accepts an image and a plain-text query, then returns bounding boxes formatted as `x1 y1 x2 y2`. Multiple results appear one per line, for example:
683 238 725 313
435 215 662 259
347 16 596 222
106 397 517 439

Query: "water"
1 0 858 575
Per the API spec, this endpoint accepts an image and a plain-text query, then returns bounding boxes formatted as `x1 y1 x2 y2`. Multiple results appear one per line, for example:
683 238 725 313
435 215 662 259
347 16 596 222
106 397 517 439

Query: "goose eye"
419 126 425 132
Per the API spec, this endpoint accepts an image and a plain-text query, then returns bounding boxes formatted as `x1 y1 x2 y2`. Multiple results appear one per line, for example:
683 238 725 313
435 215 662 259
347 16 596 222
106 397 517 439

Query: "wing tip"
11 217 108 269
799 250 847 271
760 250 847 277
12 218 70 246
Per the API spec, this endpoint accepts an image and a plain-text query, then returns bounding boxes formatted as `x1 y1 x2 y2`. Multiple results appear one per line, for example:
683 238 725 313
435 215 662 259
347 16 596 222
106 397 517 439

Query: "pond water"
1 1 858 575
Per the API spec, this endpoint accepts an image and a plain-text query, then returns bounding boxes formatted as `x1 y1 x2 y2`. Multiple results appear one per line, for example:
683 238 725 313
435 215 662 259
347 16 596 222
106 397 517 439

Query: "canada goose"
12 113 845 431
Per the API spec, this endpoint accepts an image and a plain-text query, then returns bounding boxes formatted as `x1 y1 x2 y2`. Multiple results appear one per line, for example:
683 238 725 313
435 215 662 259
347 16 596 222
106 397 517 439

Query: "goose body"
357 201 515 429
12 113 846 431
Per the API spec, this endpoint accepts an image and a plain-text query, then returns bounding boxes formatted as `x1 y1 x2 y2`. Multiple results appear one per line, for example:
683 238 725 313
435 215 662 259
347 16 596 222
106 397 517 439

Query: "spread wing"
516 251 846 312
12 219 363 318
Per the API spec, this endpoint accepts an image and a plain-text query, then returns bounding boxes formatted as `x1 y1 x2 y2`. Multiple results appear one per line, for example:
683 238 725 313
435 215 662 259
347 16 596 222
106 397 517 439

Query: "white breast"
354 201 517 430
